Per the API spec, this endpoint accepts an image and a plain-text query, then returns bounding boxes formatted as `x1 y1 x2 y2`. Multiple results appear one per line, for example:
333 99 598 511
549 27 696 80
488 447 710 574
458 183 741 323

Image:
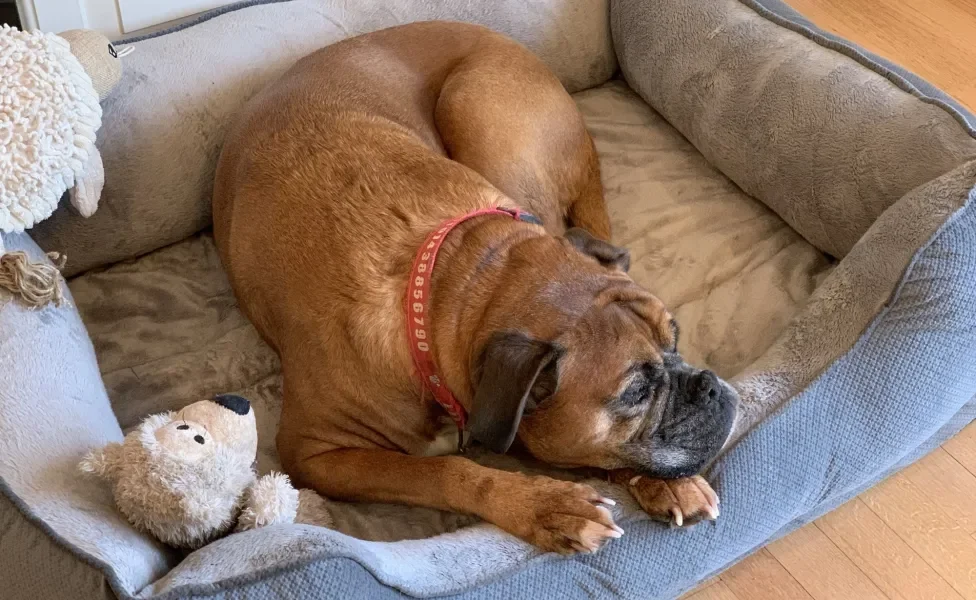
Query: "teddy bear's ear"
79 442 124 482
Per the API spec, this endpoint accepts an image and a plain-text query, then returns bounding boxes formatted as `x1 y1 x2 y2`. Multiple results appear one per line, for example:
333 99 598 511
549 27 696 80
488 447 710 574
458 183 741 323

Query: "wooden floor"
685 424 976 599
787 0 976 111
685 1 976 598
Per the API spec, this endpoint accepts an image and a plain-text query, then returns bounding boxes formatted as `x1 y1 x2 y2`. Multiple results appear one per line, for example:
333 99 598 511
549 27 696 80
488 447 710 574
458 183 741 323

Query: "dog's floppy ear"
469 332 559 454
565 227 630 272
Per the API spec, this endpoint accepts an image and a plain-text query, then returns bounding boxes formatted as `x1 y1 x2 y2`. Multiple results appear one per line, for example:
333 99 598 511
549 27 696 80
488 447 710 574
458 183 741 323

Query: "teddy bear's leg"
295 489 333 529
69 149 104 218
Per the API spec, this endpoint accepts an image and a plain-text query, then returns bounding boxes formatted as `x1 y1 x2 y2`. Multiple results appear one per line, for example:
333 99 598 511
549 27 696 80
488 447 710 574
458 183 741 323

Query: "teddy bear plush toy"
79 394 333 549
1 26 128 307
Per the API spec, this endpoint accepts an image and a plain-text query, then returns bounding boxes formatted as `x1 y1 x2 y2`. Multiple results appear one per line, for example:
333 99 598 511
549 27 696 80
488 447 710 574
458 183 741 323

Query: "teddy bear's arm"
236 472 301 532
78 442 124 482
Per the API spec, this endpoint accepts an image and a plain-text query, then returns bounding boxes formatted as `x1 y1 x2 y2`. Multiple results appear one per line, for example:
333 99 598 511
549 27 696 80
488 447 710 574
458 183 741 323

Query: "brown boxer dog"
212 21 737 554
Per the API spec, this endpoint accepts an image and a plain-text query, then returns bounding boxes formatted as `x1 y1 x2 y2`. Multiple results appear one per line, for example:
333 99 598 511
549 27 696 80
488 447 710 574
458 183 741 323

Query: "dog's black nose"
212 394 250 415
695 370 719 401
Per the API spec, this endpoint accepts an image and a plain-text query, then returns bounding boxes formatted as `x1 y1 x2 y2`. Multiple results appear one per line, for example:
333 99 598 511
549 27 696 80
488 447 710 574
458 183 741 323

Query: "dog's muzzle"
627 366 737 479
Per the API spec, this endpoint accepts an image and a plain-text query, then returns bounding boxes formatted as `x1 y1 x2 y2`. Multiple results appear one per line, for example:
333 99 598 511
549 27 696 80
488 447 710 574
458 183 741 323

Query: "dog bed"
3 0 976 598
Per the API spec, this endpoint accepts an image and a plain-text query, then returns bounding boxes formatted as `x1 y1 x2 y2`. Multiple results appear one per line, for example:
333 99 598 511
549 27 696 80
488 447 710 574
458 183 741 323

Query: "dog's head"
467 228 736 479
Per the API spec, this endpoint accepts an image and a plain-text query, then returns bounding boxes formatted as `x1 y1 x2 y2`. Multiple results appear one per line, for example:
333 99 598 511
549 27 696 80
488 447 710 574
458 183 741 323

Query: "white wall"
18 0 236 39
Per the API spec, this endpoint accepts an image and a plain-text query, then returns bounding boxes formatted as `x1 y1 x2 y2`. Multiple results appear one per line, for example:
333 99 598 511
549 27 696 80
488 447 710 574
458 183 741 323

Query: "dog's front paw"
628 475 719 527
495 475 623 554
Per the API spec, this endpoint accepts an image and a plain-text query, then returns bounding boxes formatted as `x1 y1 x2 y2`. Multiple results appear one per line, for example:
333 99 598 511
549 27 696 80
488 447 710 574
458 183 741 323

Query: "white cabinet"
18 0 238 39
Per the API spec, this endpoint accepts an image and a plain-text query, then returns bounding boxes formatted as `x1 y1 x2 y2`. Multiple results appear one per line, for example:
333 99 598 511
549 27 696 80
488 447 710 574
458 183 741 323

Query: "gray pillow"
612 0 976 258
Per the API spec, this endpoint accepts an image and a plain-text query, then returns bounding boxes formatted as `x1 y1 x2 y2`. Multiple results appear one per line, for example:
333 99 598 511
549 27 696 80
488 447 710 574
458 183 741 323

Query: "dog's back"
213 21 596 360
212 20 607 458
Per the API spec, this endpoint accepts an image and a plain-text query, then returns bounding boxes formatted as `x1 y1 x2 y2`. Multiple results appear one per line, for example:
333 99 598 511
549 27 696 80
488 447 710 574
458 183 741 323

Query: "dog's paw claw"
628 475 719 528
497 477 624 554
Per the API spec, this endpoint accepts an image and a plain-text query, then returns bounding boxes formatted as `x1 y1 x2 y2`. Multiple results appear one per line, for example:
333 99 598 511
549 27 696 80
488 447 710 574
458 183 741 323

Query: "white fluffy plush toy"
0 26 127 306
79 395 333 549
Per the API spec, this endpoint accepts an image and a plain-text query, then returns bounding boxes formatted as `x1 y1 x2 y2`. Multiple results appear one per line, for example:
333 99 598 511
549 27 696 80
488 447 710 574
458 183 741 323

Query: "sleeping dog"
213 21 736 554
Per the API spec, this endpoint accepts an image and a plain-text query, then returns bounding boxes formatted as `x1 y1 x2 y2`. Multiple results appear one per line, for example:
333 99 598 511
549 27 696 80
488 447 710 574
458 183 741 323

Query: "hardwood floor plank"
904 447 976 534
861 472 976 599
785 0 976 110
721 548 813 600
944 422 976 478
679 576 722 599
766 522 887 600
683 580 740 600
816 498 964 600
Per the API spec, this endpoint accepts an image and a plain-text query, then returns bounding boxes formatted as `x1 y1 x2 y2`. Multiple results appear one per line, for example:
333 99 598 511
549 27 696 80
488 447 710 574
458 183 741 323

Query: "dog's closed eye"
669 319 680 353
616 364 664 407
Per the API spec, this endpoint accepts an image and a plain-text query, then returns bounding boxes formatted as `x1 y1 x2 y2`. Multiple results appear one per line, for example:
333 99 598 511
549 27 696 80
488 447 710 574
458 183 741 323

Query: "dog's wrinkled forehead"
564 285 679 374
607 286 679 356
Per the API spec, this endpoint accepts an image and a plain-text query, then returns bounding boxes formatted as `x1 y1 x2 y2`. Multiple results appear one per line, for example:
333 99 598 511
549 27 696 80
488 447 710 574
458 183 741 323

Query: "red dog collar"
405 206 541 447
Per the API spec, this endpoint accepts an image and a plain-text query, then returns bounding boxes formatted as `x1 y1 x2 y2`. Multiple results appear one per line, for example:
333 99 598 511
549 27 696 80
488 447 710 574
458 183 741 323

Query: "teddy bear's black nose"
212 394 250 415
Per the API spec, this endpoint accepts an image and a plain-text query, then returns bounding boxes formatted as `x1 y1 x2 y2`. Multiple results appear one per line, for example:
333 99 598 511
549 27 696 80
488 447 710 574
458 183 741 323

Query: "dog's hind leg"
566 139 612 241
432 38 599 237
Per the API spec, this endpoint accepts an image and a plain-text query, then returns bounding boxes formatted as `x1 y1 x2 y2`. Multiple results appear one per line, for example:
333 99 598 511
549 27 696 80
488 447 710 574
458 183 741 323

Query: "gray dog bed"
3 0 976 598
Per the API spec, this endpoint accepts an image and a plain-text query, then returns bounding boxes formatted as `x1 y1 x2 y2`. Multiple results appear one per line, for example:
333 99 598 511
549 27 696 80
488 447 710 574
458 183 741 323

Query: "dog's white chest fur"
420 422 460 457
